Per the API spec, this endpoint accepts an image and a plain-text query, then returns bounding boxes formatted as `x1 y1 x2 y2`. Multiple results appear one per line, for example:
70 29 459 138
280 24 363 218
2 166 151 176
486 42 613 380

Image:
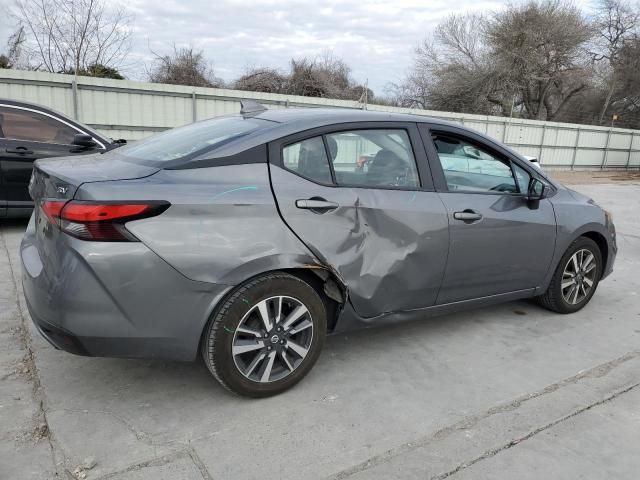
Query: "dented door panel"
268 165 449 317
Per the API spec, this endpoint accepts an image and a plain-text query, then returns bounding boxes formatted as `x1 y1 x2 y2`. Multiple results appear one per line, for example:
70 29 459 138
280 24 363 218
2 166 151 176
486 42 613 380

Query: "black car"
0 99 122 218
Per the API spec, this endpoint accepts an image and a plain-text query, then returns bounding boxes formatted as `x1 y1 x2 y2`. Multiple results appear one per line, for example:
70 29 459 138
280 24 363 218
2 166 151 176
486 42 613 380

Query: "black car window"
283 136 332 184
326 129 419 189
0 106 78 145
432 133 518 193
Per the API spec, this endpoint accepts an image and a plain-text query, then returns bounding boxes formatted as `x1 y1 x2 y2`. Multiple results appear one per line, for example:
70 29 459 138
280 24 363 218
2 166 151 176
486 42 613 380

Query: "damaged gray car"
21 103 616 397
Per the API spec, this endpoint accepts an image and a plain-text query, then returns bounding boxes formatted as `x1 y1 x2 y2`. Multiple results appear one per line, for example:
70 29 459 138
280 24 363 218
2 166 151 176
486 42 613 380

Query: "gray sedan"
21 104 617 397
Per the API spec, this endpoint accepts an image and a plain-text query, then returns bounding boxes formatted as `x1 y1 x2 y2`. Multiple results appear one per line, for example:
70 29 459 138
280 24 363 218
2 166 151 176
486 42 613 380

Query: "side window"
0 106 78 145
432 133 518 193
326 129 419 188
282 136 332 184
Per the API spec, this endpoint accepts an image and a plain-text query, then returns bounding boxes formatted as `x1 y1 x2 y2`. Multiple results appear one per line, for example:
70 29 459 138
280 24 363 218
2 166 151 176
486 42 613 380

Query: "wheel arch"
581 231 608 277
279 267 346 332
198 265 347 355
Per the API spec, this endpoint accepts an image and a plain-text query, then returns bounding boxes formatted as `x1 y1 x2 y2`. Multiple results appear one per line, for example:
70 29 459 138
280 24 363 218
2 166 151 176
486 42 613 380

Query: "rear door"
419 124 557 304
268 122 450 318
0 105 102 211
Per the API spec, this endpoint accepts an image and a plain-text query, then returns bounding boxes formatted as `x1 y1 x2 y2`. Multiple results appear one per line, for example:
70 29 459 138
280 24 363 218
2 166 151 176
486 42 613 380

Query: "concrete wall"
1 68 638 169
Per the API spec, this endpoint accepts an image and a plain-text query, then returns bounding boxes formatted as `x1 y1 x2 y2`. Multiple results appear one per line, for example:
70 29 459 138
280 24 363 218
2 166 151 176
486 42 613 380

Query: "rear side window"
0 106 78 144
326 129 419 188
120 116 269 163
282 129 420 189
283 136 332 184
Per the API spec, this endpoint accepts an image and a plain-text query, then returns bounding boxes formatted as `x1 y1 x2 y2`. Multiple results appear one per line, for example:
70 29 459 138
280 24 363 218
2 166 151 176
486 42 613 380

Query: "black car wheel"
201 272 326 397
538 237 602 314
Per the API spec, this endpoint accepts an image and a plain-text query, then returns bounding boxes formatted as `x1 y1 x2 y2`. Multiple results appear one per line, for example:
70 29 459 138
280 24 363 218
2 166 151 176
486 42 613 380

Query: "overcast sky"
1 0 596 95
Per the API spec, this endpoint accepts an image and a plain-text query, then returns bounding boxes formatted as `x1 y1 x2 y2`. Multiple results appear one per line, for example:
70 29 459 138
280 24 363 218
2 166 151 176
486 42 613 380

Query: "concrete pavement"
1 183 639 479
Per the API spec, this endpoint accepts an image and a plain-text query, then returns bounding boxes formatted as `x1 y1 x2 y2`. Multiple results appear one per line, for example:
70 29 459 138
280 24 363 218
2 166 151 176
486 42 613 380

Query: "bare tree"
397 13 514 114
233 53 370 102
233 67 288 93
0 26 27 69
399 2 596 121
11 0 132 74
484 0 593 121
590 0 639 123
286 53 372 101
148 46 224 88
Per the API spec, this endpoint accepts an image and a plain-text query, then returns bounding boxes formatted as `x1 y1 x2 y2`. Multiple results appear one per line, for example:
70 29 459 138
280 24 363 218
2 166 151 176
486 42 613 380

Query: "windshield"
119 116 270 163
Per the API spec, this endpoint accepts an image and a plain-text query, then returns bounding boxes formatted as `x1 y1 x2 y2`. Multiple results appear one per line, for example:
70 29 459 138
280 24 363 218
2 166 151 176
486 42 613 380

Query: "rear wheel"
537 237 602 313
201 272 326 397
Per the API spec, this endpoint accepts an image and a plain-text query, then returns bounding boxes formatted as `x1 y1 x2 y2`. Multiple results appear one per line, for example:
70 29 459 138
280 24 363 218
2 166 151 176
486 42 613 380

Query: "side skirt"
332 288 537 334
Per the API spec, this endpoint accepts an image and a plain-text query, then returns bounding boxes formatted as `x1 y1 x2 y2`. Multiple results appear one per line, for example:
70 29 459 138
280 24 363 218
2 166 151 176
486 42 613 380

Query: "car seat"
299 139 331 181
367 149 409 186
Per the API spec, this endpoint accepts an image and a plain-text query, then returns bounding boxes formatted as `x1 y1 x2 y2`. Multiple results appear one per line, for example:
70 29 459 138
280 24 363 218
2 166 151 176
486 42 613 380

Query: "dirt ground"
547 169 640 185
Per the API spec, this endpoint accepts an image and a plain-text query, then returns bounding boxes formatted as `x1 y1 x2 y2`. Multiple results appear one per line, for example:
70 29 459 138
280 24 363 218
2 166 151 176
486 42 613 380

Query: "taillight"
41 200 169 241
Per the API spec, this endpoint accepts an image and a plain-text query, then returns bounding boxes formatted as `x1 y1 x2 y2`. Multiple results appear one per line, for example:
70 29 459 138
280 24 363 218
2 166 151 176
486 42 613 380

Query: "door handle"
295 198 339 213
6 147 34 155
453 210 483 222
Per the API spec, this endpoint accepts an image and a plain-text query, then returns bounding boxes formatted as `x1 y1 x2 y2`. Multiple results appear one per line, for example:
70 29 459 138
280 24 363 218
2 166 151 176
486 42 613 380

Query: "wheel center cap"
270 334 280 344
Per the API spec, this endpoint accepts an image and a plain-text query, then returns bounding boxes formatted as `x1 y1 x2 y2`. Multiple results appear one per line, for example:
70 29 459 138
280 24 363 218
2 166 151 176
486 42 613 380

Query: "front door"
421 126 557 304
268 123 450 318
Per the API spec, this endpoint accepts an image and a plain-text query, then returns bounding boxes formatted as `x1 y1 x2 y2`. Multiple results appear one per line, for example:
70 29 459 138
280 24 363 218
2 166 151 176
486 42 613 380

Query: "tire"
201 272 326 397
537 236 603 314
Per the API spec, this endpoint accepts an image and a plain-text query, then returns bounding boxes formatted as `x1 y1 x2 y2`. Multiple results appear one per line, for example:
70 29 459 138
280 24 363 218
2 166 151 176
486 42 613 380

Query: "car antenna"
240 100 268 115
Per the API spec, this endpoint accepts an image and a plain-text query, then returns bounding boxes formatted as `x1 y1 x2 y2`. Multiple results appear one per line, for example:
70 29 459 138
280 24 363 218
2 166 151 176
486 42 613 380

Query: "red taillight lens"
41 200 169 241
42 200 66 224
61 204 153 222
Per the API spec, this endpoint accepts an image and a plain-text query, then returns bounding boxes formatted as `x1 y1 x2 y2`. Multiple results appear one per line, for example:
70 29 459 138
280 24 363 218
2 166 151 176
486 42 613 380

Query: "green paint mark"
211 185 258 201
241 298 250 305
224 326 235 334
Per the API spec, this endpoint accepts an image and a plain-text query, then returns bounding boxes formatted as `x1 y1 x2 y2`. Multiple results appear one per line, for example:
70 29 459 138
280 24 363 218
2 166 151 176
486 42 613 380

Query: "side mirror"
72 133 97 148
527 177 547 204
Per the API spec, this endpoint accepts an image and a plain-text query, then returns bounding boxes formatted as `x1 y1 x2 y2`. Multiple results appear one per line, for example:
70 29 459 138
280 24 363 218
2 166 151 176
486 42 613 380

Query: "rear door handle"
453 210 483 222
295 198 339 212
6 147 34 155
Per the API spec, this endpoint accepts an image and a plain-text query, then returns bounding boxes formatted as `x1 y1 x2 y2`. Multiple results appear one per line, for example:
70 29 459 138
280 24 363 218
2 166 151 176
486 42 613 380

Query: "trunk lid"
30 151 160 203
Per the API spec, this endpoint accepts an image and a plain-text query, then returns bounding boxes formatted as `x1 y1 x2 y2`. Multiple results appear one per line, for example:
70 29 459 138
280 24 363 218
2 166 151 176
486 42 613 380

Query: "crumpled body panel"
269 166 450 317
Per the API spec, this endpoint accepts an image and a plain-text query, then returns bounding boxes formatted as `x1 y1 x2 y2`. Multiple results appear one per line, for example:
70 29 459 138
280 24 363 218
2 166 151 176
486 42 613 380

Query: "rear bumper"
21 214 232 361
26 299 91 356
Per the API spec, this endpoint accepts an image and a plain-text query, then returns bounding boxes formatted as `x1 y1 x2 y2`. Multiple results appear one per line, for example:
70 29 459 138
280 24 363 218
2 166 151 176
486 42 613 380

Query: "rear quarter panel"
74 164 320 285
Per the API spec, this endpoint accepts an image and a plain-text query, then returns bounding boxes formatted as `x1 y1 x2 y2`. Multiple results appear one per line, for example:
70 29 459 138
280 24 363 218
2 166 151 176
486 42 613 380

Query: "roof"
253 107 454 127
196 107 463 160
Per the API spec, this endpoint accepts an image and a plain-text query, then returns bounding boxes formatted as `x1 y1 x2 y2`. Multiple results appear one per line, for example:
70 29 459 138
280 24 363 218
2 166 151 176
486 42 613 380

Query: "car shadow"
35 297 552 401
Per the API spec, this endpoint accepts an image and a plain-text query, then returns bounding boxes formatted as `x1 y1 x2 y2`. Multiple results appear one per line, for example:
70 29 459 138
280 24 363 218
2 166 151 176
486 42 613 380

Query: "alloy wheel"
232 296 314 383
561 248 597 305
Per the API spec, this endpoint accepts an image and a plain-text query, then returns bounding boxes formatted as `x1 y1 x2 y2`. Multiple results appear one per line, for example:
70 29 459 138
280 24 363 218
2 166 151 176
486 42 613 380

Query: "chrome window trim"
0 103 106 149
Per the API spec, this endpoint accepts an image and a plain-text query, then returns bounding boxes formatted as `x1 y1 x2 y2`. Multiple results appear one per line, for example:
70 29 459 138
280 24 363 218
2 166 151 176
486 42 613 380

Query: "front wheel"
201 272 326 397
537 237 602 314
